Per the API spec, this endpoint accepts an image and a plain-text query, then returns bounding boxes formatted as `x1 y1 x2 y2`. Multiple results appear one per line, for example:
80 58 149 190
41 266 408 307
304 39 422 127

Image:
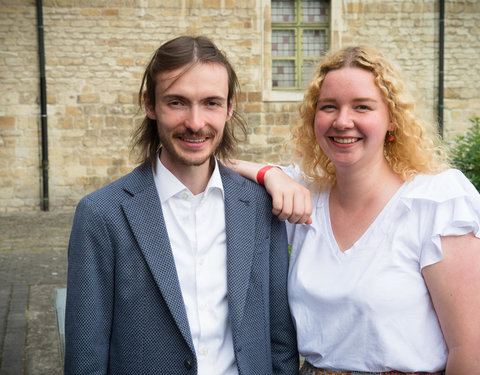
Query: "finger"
302 192 313 225
285 192 306 223
271 193 283 216
287 190 312 224
291 215 312 225
273 194 293 221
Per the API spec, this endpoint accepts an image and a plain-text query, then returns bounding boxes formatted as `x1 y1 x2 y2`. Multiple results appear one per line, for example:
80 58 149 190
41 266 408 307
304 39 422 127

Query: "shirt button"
200 303 207 310
184 359 192 370
198 258 204 265
182 192 189 199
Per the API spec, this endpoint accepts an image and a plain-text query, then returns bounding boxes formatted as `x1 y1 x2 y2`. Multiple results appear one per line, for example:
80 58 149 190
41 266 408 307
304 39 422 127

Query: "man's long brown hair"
132 35 246 168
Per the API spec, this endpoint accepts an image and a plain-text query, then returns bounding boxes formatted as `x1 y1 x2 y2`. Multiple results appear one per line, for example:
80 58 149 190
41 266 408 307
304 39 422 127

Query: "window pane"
272 30 296 57
272 60 295 88
302 59 319 87
302 29 326 57
272 0 295 23
271 0 329 90
302 0 328 23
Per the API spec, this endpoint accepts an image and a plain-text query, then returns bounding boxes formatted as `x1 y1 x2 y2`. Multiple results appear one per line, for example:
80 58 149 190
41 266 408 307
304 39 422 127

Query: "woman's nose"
332 108 354 129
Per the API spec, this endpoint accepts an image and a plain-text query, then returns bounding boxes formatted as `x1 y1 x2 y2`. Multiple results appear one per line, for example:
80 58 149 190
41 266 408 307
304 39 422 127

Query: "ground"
0 210 73 375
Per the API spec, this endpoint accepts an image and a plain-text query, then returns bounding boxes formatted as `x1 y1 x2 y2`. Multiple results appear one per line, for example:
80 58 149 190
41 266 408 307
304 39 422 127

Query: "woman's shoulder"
281 163 308 186
402 168 479 203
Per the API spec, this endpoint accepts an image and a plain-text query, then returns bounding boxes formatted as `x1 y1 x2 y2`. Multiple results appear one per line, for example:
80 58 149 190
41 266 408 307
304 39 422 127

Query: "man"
64 35 298 375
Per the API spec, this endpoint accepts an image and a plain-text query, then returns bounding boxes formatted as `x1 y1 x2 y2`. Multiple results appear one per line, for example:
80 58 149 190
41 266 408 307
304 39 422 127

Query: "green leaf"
450 117 480 192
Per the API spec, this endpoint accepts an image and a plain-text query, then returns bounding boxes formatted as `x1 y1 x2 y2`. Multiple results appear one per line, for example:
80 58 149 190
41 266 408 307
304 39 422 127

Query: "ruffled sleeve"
399 169 480 268
280 163 309 186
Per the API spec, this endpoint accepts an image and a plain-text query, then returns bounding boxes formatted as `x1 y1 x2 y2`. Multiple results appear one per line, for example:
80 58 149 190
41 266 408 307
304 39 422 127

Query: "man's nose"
184 106 205 133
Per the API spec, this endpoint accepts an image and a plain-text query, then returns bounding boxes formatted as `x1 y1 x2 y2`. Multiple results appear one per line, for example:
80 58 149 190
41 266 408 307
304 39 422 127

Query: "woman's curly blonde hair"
290 45 450 191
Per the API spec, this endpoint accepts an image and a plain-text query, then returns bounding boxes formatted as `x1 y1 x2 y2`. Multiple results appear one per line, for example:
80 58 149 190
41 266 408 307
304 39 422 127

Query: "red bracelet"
256 165 276 186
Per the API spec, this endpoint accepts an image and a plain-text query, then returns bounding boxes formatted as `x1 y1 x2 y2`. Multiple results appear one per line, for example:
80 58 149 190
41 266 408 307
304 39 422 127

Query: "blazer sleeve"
269 215 300 374
64 197 114 375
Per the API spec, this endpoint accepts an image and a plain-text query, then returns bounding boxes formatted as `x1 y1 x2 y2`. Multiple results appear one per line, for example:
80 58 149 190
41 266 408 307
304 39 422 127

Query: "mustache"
173 129 216 138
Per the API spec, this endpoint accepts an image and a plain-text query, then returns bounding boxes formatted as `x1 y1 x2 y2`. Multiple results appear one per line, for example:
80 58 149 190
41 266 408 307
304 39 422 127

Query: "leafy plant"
450 117 480 191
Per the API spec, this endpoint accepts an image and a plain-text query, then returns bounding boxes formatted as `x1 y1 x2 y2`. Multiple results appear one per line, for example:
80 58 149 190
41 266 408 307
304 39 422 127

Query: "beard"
158 127 223 167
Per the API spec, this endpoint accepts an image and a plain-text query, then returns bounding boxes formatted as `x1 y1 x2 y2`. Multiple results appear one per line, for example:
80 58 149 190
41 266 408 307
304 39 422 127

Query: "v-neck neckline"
323 182 407 257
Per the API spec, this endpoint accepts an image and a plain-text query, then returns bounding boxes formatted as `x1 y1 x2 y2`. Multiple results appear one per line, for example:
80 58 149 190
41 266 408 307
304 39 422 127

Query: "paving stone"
0 211 73 375
1 285 27 374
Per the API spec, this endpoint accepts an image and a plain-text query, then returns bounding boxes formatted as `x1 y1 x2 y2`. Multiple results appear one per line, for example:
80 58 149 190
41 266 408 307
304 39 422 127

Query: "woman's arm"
422 232 480 374
225 159 312 224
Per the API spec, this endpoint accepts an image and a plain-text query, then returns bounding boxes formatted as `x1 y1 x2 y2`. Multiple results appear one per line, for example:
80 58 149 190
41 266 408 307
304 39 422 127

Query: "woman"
228 46 480 374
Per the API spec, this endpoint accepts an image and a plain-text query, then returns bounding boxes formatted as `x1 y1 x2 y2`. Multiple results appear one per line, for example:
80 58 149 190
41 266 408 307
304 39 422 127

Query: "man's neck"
160 157 215 195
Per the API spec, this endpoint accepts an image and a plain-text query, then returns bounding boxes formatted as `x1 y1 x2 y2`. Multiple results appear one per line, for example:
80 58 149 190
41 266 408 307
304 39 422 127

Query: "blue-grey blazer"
64 162 299 375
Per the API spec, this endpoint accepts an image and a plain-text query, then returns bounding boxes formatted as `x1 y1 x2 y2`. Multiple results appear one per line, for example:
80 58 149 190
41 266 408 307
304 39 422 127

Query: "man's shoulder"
219 164 274 216
80 163 153 206
219 163 268 196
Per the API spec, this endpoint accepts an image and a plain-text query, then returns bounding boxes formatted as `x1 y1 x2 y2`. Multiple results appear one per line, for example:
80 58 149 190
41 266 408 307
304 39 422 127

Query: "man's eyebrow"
202 95 228 103
161 94 228 103
161 94 188 101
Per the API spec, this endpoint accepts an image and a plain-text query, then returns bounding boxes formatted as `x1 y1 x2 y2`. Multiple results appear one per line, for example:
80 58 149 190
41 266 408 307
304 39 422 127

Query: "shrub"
450 117 480 191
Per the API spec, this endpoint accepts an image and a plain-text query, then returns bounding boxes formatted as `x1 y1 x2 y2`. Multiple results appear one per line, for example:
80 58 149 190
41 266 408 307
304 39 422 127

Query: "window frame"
271 0 330 91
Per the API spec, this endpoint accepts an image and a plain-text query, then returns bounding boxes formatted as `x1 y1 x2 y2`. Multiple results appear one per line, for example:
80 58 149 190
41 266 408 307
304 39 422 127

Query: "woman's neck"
333 159 403 210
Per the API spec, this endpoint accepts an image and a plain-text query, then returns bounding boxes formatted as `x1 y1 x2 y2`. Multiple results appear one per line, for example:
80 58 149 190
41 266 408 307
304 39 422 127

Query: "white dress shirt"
153 157 238 375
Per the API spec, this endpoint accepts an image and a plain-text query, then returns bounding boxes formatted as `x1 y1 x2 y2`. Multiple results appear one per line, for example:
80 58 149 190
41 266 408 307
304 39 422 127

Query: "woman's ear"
388 120 395 132
144 92 156 120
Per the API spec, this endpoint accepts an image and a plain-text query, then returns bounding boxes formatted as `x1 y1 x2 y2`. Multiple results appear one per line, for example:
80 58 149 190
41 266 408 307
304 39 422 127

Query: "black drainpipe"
36 0 49 211
438 0 445 138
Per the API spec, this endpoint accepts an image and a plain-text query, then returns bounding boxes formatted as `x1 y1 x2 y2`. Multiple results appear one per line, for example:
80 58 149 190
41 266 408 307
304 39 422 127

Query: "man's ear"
226 99 234 121
144 92 156 120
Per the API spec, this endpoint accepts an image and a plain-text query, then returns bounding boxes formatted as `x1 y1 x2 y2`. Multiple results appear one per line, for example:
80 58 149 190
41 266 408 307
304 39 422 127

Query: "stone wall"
0 0 479 212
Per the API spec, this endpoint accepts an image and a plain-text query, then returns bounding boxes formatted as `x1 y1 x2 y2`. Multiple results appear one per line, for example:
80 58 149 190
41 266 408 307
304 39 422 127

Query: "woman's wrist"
256 165 277 185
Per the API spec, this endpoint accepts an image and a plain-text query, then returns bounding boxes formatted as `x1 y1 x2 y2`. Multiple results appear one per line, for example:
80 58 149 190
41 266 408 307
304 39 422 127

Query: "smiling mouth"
330 137 360 144
181 137 208 143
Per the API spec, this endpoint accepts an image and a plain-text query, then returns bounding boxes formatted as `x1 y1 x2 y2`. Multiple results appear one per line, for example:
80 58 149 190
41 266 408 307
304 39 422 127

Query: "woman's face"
314 67 393 172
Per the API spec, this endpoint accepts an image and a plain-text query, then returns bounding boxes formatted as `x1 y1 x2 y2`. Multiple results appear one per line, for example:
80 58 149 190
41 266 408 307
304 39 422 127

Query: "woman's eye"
356 105 370 111
319 105 335 111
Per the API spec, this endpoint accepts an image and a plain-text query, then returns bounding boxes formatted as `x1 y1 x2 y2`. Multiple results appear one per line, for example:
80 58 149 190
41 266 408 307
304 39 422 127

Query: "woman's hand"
263 167 312 225
223 159 313 224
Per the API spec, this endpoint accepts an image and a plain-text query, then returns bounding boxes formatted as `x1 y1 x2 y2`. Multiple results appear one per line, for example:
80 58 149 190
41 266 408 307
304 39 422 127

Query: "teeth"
182 138 206 143
333 137 358 144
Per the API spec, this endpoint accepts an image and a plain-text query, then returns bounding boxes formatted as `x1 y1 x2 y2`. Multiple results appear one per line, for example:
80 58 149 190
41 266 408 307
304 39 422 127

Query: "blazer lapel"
221 166 257 338
121 164 194 353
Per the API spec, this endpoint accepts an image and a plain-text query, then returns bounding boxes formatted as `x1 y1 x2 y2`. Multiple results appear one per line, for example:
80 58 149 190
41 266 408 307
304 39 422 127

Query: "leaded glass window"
272 0 329 90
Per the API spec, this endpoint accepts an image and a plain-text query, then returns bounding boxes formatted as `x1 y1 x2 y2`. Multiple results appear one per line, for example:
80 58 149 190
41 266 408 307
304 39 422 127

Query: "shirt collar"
153 156 224 204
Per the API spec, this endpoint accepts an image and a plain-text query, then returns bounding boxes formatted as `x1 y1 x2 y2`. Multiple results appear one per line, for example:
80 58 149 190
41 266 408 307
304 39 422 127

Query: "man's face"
146 62 232 172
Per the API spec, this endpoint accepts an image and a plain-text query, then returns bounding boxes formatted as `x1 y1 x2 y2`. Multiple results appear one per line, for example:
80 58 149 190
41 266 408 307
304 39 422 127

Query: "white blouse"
285 168 480 372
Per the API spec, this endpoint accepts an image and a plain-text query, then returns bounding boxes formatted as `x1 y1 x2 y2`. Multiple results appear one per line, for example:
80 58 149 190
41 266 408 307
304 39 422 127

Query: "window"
271 0 329 90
